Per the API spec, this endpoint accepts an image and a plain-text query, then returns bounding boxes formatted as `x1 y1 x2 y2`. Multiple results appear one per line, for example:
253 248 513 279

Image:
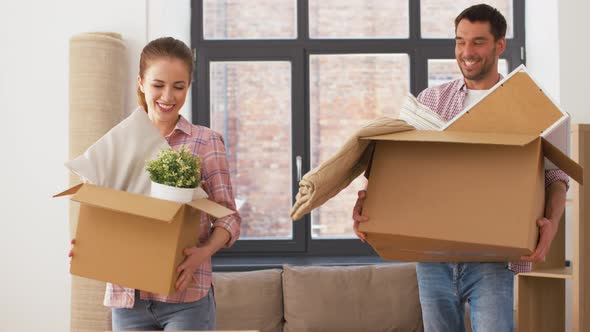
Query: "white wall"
557 2 590 331
528 0 590 125
0 1 188 331
526 0 560 101
559 0 590 124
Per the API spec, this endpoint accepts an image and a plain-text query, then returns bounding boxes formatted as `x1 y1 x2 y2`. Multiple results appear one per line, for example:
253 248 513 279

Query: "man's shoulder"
418 78 463 99
417 78 464 110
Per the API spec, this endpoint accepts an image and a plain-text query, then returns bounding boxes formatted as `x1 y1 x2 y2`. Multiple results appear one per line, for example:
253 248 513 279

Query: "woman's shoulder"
188 123 224 143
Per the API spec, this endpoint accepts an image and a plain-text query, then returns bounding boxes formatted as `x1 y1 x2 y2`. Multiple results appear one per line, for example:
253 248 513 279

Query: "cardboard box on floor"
359 66 584 262
54 183 233 295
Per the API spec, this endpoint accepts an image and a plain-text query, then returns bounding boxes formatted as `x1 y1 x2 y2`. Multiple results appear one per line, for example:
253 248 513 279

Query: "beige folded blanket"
65 108 170 195
290 117 414 221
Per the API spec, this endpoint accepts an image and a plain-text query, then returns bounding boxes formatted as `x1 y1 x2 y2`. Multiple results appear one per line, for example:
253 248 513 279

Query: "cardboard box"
54 183 233 295
359 66 583 262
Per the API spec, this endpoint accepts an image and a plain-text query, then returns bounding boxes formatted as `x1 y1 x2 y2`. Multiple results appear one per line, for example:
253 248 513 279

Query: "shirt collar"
168 115 192 137
457 73 505 92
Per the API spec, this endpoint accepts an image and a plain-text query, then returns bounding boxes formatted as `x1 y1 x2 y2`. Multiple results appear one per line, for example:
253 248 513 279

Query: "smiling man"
413 4 568 332
352 4 569 332
455 15 504 88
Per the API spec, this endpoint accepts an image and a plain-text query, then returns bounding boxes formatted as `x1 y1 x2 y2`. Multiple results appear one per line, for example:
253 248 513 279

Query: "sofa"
71 263 424 332
215 263 423 332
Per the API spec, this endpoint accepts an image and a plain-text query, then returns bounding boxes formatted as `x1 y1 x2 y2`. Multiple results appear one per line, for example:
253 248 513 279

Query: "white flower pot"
150 181 195 203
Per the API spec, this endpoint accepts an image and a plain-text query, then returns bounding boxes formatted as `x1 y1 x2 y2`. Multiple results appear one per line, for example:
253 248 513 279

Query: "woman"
71 37 241 331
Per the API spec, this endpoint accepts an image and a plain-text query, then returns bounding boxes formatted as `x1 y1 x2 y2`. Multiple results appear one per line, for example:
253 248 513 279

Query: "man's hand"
520 217 559 262
521 181 567 262
175 246 212 292
353 190 369 242
68 238 75 262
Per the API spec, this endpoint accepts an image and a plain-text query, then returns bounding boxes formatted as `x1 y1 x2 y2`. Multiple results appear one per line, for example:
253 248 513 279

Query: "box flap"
542 116 572 172
444 69 565 135
53 183 84 197
542 138 584 184
66 184 183 222
186 199 235 218
363 130 538 146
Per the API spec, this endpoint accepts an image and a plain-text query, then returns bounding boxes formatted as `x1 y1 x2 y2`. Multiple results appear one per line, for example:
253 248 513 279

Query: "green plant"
146 145 201 188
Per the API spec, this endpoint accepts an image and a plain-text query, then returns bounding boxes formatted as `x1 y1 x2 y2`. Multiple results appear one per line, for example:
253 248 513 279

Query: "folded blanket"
65 108 170 195
290 116 414 221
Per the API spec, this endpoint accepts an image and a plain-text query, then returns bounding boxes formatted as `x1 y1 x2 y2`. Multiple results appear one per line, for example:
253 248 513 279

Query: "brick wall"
206 0 511 239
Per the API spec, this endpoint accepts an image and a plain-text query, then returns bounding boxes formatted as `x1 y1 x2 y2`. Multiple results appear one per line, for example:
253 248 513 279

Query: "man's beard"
459 47 497 81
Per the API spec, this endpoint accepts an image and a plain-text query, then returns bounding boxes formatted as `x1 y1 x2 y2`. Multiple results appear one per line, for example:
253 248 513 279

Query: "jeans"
416 262 514 332
112 288 216 331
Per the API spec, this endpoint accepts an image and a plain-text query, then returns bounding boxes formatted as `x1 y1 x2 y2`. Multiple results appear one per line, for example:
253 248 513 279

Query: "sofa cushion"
282 263 423 332
213 269 284 332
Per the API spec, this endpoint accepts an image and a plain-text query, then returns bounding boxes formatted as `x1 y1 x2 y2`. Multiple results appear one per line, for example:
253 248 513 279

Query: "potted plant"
146 145 201 203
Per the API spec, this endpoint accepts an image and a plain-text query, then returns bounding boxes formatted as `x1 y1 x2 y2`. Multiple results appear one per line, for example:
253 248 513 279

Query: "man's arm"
521 181 567 262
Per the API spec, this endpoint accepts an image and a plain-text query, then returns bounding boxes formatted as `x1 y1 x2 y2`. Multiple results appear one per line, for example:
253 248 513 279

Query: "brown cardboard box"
54 183 233 295
359 67 583 262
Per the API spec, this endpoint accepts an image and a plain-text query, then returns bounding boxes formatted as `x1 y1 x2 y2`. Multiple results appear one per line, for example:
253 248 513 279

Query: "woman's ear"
137 75 144 93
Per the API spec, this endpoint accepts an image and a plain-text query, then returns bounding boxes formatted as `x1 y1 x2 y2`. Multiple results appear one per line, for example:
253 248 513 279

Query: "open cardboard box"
54 183 233 295
359 66 583 262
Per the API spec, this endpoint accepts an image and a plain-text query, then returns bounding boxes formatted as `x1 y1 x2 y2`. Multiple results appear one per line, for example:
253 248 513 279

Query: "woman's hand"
175 246 213 292
175 227 231 292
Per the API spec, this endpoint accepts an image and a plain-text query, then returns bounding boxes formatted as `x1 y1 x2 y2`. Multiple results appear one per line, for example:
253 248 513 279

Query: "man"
352 4 568 331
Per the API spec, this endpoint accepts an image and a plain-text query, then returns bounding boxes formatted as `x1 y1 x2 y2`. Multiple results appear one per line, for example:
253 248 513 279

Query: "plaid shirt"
417 78 569 273
104 115 241 308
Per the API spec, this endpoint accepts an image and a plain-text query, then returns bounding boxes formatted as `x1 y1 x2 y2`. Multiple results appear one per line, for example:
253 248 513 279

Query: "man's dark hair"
455 4 507 40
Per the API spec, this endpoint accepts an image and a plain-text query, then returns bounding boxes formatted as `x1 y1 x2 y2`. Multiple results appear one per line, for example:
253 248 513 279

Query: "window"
191 0 525 263
421 0 514 38
309 0 409 39
309 54 409 239
203 0 297 39
210 61 293 240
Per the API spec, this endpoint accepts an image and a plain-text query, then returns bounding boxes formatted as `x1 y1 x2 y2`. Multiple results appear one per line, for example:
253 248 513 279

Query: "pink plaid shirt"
104 115 241 308
417 77 569 273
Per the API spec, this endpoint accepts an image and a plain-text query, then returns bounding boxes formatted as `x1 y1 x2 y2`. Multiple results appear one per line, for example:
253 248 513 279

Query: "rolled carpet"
68 32 126 332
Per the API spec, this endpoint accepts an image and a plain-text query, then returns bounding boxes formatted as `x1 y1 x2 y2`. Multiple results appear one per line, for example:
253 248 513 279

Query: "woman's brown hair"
137 37 193 111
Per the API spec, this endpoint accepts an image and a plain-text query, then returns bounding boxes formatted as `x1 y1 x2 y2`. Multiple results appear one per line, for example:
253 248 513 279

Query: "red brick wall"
206 0 511 239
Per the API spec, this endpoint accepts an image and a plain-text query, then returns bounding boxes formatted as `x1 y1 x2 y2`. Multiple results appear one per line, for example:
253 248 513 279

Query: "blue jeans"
416 262 514 332
112 289 216 331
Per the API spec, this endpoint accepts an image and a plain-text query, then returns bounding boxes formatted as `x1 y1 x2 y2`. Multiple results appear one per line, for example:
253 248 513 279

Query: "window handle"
296 155 302 182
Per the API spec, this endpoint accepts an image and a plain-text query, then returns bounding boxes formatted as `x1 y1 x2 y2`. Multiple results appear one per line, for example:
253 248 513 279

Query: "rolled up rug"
69 31 126 235
68 32 126 332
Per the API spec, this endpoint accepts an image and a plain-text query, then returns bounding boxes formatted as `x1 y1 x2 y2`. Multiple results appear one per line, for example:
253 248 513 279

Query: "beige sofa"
215 264 423 332
71 263 424 332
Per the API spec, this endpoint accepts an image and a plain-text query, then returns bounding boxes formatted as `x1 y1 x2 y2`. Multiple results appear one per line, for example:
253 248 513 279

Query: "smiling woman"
69 37 242 332
115 37 241 331
136 38 193 137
